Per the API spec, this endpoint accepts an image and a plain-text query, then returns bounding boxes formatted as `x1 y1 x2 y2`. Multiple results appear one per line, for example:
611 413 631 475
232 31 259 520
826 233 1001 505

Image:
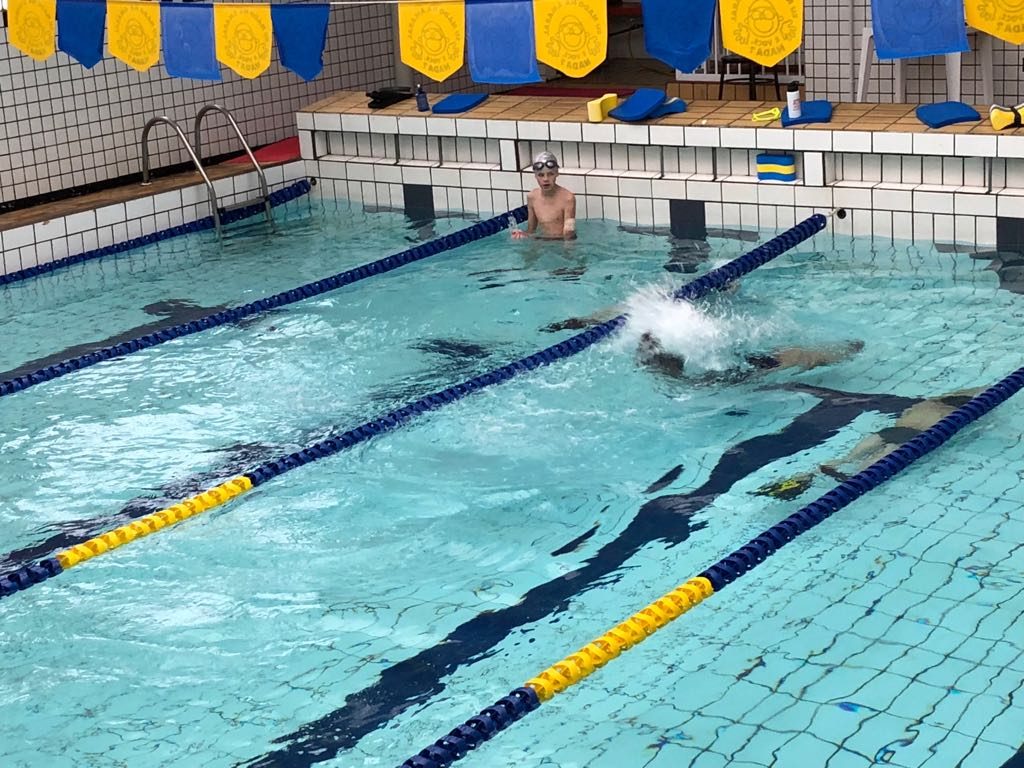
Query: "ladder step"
220 196 269 213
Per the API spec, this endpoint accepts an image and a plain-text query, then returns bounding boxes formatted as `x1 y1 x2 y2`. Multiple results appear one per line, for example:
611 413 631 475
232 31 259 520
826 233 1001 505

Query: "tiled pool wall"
0 162 308 276
299 113 1024 249
0 7 394 206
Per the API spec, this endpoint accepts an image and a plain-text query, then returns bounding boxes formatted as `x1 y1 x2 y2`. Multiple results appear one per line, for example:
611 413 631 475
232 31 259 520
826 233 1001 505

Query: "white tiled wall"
0 162 308 277
301 113 1024 248
0 6 393 205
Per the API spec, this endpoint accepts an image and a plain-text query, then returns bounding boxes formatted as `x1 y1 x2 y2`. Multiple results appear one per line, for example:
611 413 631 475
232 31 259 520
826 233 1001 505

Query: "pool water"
0 197 1021 768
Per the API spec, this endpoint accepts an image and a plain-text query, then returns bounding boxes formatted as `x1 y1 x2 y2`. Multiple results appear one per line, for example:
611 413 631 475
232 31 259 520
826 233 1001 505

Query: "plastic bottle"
415 84 429 112
786 81 802 120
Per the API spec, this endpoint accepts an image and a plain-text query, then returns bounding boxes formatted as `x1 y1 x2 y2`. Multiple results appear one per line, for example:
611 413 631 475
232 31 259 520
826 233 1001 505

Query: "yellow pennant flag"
534 0 606 78
966 0 1024 45
8 0 57 62
215 3 273 79
720 0 802 68
397 0 465 82
108 0 161 72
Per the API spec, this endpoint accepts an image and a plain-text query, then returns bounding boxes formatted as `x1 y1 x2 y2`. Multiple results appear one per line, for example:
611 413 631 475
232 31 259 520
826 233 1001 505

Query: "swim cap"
532 151 560 170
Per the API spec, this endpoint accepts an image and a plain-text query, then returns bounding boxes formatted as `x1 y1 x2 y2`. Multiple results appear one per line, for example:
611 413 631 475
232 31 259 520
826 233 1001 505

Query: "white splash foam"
611 282 782 373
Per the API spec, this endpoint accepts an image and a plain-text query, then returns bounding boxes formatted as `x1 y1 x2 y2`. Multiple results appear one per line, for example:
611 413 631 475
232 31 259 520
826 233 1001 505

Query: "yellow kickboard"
587 93 619 123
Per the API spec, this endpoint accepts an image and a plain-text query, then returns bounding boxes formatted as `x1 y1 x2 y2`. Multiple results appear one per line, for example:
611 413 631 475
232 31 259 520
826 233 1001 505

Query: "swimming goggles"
532 159 559 172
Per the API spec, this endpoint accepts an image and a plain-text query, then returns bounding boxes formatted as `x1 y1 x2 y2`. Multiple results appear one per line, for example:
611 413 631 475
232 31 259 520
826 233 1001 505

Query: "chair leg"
945 52 961 103
748 70 756 101
894 59 906 102
718 72 725 100
773 70 781 100
979 31 994 105
856 28 874 102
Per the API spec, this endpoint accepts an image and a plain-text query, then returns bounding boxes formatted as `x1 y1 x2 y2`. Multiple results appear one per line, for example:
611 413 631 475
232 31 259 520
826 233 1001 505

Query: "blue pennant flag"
642 0 716 73
872 0 968 59
465 0 541 84
271 4 331 81
57 0 106 69
162 3 221 81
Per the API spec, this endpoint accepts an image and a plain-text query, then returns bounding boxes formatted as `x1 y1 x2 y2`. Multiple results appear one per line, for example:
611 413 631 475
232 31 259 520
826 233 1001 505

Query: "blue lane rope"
0 214 827 601
395 366 1024 768
0 179 313 288
0 205 529 400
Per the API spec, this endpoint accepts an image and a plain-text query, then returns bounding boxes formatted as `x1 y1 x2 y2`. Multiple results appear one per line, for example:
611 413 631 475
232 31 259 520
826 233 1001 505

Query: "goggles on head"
532 159 559 172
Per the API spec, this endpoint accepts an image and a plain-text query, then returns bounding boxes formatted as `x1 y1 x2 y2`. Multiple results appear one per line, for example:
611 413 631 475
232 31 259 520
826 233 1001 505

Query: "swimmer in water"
819 387 985 480
636 332 864 383
511 151 577 241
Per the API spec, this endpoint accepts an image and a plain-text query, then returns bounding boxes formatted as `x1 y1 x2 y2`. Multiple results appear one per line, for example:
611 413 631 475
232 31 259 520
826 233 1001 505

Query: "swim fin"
751 473 814 501
989 103 1023 131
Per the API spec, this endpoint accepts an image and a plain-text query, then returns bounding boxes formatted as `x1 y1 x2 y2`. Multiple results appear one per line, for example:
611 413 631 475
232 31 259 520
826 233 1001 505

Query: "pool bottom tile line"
397 363 1024 768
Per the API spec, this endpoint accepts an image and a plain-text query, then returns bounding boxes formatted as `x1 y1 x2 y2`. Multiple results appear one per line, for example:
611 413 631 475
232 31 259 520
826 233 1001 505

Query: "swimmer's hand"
541 317 588 332
511 229 528 240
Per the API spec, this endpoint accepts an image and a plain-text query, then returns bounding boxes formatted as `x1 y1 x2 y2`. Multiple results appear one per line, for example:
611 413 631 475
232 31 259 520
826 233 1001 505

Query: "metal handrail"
140 116 222 239
194 104 272 225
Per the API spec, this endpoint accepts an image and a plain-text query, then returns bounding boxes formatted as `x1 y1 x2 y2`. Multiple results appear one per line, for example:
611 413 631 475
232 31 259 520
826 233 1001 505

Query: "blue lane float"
0 178 313 288
0 206 529 400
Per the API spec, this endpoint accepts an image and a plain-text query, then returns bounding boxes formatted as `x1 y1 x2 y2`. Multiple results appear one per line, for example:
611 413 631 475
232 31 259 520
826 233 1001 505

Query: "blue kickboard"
649 98 687 118
432 93 489 114
916 101 981 128
609 88 670 122
781 99 833 127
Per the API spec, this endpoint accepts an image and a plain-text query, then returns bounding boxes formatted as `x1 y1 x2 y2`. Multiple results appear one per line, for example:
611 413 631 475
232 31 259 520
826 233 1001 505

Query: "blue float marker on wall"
756 153 797 182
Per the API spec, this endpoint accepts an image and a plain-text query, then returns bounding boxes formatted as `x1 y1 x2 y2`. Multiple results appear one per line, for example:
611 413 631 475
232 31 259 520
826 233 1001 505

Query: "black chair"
717 54 781 101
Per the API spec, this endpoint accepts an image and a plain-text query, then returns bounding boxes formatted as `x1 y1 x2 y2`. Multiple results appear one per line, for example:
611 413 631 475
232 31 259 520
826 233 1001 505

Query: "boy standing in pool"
512 151 577 240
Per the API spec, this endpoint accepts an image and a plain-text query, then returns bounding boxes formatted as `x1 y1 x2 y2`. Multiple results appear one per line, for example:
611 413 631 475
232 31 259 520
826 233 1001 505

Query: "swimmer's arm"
512 195 537 239
562 194 577 240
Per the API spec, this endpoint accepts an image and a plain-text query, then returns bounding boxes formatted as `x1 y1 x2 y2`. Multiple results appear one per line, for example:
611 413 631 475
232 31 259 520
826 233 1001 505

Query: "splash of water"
612 283 782 374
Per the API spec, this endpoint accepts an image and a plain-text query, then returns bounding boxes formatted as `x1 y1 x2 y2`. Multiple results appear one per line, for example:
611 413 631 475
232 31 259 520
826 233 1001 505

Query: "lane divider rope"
396 365 1024 768
0 178 313 288
0 205 529 400
0 214 826 603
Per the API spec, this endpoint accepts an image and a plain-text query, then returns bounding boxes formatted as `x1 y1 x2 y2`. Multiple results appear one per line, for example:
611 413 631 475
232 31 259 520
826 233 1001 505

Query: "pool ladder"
140 104 273 239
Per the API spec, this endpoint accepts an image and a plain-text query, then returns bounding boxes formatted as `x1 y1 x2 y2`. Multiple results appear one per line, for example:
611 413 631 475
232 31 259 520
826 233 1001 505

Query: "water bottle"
786 81 802 119
415 84 429 112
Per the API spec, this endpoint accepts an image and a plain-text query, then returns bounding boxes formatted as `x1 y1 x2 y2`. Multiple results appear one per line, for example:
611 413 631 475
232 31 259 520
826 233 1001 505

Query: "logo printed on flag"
966 0 1024 45
535 0 605 78
9 0 57 61
108 1 161 71
721 0 801 67
215 4 272 79
399 1 464 82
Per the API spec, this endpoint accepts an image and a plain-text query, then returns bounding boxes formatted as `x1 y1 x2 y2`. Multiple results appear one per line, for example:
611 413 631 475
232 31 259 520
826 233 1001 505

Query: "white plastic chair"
856 25 994 105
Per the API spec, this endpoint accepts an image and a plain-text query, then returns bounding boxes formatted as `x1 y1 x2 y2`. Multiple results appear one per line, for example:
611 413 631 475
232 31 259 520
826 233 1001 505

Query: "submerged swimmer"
819 387 984 480
636 332 864 382
512 151 577 241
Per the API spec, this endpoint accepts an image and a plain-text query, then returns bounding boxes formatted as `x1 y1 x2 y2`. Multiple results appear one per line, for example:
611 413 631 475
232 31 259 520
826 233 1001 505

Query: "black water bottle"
416 84 429 112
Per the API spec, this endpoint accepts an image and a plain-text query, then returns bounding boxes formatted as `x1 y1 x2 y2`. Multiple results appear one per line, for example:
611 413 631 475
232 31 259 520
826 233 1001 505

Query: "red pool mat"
225 136 301 165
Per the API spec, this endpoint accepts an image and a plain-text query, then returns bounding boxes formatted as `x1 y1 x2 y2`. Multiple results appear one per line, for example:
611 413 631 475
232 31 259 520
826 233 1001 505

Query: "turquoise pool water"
0 198 1021 768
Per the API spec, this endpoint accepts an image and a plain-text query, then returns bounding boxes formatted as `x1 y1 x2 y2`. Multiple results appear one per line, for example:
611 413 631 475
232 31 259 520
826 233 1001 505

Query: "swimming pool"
1 198 1021 768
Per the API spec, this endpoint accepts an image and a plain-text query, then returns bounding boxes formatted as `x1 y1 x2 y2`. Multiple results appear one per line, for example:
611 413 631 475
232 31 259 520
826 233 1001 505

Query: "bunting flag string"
642 0 716 74
464 0 541 84
162 3 221 81
8 0 57 62
533 0 606 79
272 3 332 81
214 3 273 79
397 0 466 82
719 0 803 68
107 0 161 71
57 0 106 68
872 0 968 60
965 0 1024 46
